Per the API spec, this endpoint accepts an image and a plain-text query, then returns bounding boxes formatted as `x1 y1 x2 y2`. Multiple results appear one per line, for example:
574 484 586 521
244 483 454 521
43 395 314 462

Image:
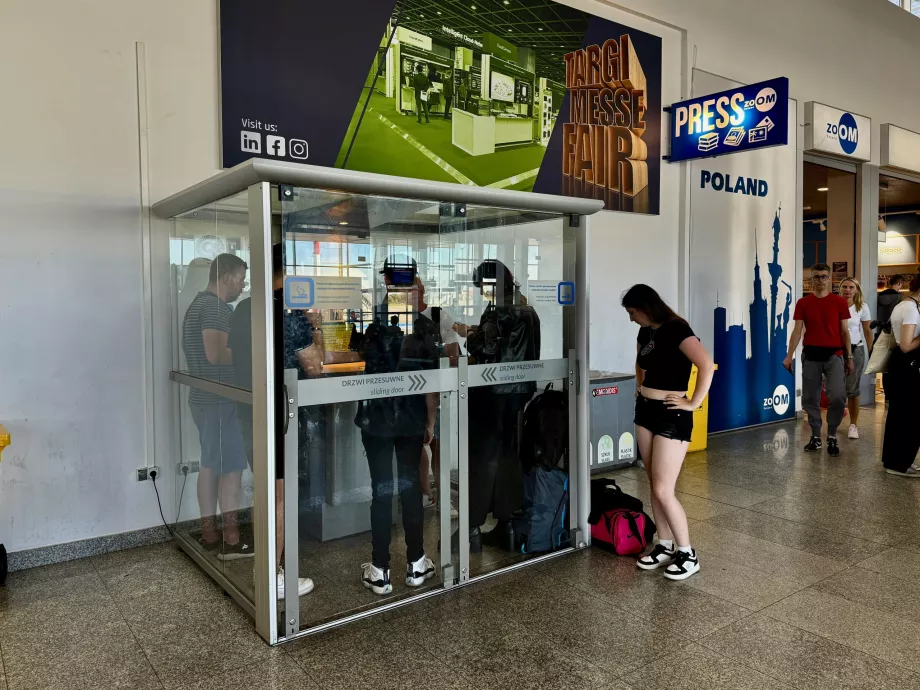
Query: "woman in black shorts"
622 285 714 580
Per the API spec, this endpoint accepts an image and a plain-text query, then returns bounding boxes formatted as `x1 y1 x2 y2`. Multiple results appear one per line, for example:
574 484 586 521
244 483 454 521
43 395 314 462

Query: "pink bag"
590 508 649 556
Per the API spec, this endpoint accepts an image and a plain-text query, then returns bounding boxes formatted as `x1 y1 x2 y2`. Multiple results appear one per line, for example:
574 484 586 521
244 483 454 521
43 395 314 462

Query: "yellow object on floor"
0 424 9 462
688 365 716 452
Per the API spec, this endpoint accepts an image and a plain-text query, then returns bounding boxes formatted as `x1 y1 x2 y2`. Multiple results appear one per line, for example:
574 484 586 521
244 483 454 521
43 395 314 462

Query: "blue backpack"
514 467 569 553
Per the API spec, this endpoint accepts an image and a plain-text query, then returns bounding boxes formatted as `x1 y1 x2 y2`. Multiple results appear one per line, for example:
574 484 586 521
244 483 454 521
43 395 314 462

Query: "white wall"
2 0 920 552
0 0 222 552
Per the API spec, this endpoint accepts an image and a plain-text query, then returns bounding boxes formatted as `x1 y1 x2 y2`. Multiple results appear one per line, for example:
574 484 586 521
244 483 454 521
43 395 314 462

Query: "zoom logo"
826 112 858 155
289 139 309 160
763 385 791 416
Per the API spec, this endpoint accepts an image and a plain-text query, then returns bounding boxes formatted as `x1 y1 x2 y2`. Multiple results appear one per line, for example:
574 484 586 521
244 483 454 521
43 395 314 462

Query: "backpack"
591 509 651 556
513 467 569 554
520 383 568 472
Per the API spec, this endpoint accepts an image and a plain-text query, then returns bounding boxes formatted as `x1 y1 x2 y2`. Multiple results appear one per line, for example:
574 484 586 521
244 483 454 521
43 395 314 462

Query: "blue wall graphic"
709 207 795 432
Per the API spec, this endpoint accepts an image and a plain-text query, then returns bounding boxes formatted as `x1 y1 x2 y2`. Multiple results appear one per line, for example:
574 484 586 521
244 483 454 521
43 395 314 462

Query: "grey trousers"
802 355 846 437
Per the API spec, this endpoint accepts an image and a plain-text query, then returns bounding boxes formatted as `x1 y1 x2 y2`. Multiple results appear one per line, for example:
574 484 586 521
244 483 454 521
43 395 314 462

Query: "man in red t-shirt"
784 263 854 457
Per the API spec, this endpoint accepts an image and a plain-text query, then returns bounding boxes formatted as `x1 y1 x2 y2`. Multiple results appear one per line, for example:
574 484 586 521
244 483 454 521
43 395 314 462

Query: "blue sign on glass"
284 276 315 309
558 282 575 306
667 77 789 163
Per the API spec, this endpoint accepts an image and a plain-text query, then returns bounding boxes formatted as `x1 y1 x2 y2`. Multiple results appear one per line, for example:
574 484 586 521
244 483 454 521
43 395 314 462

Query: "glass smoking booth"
153 159 601 644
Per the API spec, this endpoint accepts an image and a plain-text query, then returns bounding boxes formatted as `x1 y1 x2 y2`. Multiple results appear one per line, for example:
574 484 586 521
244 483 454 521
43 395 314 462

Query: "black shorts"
634 394 693 443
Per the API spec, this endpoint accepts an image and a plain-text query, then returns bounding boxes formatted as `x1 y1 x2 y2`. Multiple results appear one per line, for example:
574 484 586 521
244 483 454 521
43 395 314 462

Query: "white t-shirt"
889 299 920 346
847 303 872 346
422 306 463 350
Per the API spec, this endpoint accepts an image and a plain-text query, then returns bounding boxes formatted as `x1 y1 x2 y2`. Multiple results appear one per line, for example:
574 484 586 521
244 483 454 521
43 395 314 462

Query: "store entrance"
802 158 857 293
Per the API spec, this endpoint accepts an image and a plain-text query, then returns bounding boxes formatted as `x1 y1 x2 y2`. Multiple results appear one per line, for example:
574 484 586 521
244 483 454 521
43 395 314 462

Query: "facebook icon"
266 135 286 157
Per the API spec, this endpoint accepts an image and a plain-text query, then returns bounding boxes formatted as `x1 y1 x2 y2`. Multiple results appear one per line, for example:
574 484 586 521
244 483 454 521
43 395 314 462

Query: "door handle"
283 384 291 435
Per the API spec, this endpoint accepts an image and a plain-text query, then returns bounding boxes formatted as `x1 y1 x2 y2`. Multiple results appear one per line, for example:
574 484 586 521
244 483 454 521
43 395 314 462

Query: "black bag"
513 467 569 553
803 345 837 362
588 478 643 522
520 383 568 472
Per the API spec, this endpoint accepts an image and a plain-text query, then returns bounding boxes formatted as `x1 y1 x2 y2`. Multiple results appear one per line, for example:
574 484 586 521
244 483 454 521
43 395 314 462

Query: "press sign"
667 77 789 163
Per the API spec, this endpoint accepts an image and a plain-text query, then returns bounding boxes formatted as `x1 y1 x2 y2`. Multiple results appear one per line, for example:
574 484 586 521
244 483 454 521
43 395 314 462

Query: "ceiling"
396 0 589 83
802 161 920 220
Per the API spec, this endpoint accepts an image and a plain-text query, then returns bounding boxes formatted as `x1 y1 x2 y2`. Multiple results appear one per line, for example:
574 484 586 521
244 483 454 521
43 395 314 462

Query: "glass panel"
443 206 570 578
169 191 254 600
277 187 459 631
911 0 920 14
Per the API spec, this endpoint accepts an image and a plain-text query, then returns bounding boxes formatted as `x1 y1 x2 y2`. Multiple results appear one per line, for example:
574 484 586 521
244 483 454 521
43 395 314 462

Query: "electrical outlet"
178 462 201 476
137 467 161 482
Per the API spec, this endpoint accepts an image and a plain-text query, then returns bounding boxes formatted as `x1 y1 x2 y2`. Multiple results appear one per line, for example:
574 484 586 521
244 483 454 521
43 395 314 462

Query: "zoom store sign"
805 102 871 162
667 77 789 163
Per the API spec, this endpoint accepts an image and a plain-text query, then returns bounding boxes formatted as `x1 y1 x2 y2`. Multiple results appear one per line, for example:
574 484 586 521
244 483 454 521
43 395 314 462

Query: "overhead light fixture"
879 217 887 231
820 221 827 232
471 4 476 9
538 27 543 30
508 28 512 32
339 221 349 226
437 10 441 14
803 206 812 211
817 187 829 192
504 0 510 4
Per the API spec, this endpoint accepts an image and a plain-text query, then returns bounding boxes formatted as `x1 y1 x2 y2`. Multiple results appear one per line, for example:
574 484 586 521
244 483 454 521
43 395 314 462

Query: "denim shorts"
634 394 693 443
189 401 248 474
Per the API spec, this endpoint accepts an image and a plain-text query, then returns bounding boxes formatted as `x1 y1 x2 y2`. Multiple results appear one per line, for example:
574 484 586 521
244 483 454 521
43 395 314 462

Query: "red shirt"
793 293 850 351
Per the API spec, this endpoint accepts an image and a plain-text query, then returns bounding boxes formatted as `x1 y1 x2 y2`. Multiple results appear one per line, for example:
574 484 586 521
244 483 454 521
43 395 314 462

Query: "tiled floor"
5 407 920 689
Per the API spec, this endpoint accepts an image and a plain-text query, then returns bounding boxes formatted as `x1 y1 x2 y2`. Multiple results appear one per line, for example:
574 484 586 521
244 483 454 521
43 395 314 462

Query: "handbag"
865 330 894 375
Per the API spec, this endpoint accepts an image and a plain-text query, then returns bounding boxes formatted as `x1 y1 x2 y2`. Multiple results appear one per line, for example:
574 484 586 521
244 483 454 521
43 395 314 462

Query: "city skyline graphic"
709 206 795 432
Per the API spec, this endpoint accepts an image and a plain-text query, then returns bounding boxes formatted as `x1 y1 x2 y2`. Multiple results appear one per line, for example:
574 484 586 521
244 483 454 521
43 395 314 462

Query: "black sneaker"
217 540 254 561
826 437 840 457
804 437 823 453
663 549 700 581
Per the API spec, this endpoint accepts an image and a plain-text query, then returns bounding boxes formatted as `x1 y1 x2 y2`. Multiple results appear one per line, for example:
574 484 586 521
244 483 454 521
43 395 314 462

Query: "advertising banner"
668 77 789 163
219 1 661 214
688 71 797 433
804 102 871 162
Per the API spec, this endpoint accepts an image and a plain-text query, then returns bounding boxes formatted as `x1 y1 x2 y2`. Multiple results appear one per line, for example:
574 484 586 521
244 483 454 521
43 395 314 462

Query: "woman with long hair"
838 277 872 439
881 271 920 477
622 285 714 580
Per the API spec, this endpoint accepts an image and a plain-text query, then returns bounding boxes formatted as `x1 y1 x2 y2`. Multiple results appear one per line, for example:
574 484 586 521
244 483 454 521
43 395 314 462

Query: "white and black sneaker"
637 543 676 571
804 437 823 453
886 466 920 479
362 563 392 595
663 549 700 581
217 540 254 561
406 554 436 587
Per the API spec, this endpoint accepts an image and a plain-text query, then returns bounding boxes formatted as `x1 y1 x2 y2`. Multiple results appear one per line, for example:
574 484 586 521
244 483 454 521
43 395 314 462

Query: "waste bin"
589 371 638 471
687 365 716 452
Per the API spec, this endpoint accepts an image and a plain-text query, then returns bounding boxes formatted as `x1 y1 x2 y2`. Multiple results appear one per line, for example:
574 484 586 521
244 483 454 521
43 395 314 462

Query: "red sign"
592 386 619 397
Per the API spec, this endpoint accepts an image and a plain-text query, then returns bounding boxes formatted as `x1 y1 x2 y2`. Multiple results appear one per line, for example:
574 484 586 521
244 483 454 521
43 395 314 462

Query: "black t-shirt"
636 319 697 392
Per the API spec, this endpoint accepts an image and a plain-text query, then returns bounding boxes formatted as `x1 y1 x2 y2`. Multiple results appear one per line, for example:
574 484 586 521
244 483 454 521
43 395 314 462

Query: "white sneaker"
406 554 436 587
663 549 701 581
848 424 859 440
362 562 392 595
886 466 920 479
276 568 314 598
637 543 676 571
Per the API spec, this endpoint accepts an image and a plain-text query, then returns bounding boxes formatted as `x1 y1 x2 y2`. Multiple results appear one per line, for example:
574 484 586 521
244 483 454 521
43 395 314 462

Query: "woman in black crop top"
622 285 714 582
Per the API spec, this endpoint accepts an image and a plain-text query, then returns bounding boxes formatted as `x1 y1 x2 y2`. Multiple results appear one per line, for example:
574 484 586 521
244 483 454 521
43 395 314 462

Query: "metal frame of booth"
153 159 601 644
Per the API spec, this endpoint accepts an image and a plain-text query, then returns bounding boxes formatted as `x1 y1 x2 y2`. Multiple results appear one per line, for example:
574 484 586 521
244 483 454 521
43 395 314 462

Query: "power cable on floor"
149 467 188 537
